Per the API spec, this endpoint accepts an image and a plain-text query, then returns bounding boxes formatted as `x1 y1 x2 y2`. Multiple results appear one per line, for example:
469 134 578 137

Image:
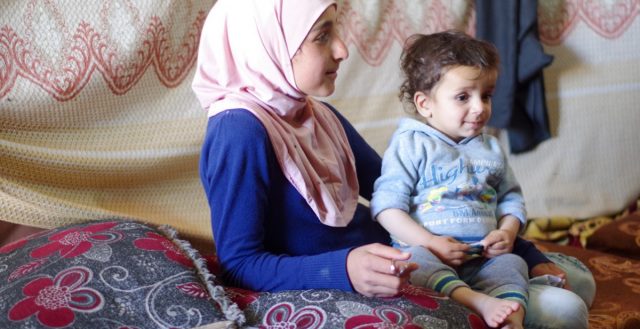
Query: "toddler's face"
416 66 497 142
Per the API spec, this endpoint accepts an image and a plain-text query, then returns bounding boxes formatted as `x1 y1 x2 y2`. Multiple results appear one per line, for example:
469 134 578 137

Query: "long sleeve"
370 130 419 219
494 141 527 227
199 109 389 292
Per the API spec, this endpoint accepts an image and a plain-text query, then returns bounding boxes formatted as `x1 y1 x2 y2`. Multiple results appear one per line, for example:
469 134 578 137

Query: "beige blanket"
2 0 639 248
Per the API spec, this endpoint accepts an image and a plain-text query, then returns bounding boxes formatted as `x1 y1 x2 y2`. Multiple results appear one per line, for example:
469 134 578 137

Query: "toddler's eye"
455 94 469 102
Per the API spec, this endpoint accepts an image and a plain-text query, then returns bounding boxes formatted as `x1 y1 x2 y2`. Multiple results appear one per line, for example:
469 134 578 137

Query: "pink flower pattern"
344 306 421 329
259 302 326 329
0 221 226 328
8 258 47 282
8 266 104 327
398 285 442 310
29 221 122 259
176 282 209 299
1 220 487 328
133 232 193 268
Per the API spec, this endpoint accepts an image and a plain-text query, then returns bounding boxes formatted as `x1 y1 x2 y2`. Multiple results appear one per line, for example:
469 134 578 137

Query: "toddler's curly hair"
398 30 500 114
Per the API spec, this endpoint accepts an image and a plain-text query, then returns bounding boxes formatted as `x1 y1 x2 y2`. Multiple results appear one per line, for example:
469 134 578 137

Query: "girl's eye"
455 94 469 102
482 93 493 101
315 30 331 43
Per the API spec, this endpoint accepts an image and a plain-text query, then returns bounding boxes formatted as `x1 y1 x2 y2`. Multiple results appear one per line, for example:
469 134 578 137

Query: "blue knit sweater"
199 107 549 292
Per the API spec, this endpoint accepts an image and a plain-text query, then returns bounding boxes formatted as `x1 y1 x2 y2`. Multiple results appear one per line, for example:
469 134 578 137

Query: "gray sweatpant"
403 245 529 308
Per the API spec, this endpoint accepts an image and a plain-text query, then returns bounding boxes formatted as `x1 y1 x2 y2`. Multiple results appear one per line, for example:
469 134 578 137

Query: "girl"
192 0 413 297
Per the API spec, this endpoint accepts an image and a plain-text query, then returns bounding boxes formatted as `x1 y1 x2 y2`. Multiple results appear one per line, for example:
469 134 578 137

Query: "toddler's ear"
414 91 432 118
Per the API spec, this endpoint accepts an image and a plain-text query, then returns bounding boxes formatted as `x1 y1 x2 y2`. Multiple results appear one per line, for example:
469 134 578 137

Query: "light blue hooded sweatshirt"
371 117 526 247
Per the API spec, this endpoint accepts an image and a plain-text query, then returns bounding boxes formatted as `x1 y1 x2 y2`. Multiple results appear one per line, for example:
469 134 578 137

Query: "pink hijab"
192 0 359 227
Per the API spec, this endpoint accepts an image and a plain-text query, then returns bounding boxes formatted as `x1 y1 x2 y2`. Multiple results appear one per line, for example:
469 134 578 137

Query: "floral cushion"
200 254 486 329
1 219 486 329
0 220 238 329
224 285 486 329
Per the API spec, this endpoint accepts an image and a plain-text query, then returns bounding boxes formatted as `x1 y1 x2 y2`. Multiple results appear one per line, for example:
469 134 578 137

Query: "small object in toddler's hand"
465 242 484 256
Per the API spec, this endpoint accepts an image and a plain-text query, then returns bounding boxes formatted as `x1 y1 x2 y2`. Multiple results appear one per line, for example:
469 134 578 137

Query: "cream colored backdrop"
1 0 639 247
0 1 216 248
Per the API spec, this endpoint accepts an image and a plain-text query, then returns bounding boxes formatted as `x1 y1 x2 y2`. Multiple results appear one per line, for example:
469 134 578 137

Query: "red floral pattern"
134 232 194 268
259 303 326 329
0 221 227 329
8 258 47 282
397 285 442 310
468 313 488 329
344 306 421 329
30 221 122 259
8 266 103 328
209 249 484 329
176 282 209 299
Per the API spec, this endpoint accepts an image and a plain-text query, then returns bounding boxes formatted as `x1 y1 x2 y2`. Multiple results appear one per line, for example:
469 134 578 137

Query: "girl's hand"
531 262 571 289
426 235 469 266
346 243 417 297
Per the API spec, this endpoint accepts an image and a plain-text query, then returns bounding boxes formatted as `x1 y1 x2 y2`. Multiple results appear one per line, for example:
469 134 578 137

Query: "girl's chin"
308 85 335 98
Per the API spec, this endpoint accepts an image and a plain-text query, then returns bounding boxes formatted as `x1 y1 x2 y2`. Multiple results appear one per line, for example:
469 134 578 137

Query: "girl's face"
414 66 496 142
291 6 348 97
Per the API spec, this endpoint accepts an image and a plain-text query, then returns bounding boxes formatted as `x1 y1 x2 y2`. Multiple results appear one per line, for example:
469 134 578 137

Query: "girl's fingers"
368 243 411 261
390 260 419 276
356 271 405 297
349 244 411 294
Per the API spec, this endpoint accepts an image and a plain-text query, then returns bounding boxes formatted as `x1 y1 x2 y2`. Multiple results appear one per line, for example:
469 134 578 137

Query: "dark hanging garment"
475 0 554 153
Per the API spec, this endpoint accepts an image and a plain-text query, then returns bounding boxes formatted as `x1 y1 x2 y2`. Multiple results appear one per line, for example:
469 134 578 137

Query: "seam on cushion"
158 224 246 328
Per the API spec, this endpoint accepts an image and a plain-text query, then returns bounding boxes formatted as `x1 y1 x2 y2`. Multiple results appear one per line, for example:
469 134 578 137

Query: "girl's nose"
333 35 349 62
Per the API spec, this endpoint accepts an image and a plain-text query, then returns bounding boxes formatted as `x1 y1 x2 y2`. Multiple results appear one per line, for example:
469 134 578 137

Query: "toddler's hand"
426 235 469 266
482 229 515 257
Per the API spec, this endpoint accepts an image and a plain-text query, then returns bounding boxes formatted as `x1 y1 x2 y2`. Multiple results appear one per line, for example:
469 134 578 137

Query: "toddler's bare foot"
475 295 520 327
460 289 520 328
500 307 525 329
452 288 521 328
